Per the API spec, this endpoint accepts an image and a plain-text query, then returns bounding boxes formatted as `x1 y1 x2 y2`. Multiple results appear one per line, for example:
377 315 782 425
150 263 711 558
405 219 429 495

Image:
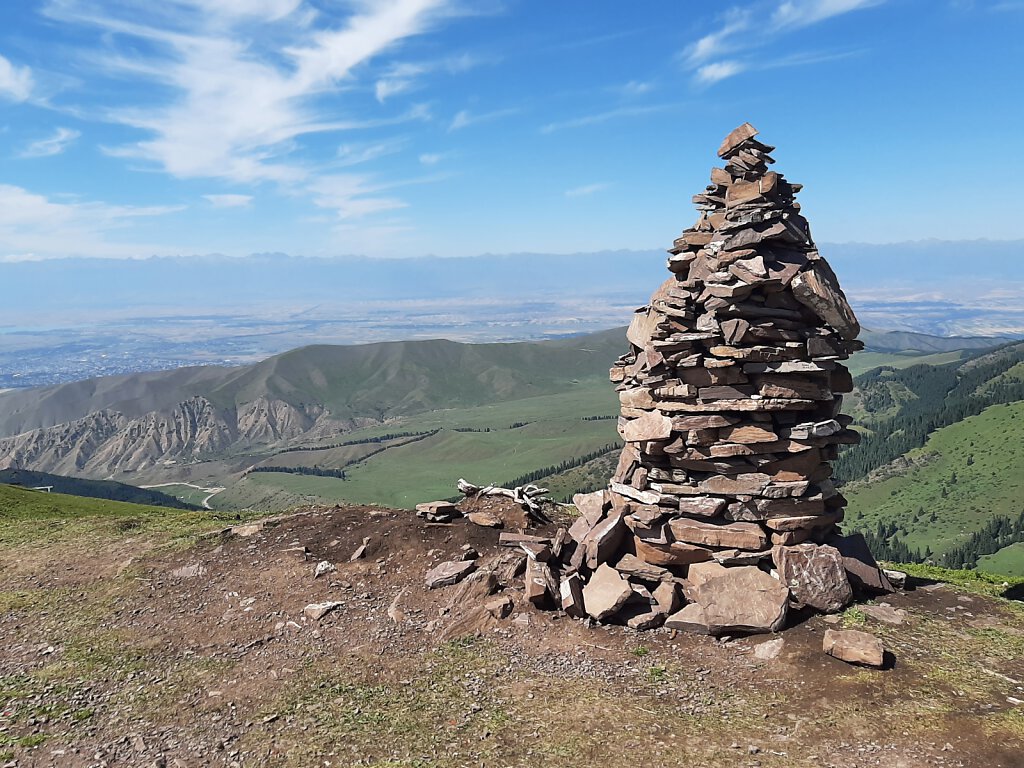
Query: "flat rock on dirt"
424 560 476 589
823 628 885 668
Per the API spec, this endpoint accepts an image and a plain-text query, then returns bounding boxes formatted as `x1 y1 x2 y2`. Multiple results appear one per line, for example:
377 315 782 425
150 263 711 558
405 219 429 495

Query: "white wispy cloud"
336 139 406 167
203 193 253 208
45 0 455 185
540 104 675 134
375 77 417 102
20 127 81 158
0 54 33 102
771 0 886 30
615 80 655 97
682 0 885 85
374 53 483 102
38 0 473 229
307 174 408 219
419 152 443 165
683 8 752 66
565 182 610 198
0 183 183 260
448 107 519 131
695 60 746 85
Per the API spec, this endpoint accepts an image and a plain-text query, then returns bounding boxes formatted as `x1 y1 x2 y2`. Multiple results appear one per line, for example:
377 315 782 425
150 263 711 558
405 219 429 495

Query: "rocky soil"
1 501 1022 767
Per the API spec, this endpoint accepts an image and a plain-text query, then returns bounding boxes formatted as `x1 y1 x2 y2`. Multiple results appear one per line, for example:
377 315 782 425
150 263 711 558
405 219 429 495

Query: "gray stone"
860 603 907 625
303 601 343 621
349 537 370 562
425 560 476 589
753 637 785 660
773 543 852 613
883 569 908 590
171 563 206 579
313 560 336 578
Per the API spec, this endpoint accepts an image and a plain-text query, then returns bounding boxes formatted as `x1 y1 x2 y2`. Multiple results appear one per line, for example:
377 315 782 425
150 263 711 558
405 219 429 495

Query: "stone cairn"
462 123 894 636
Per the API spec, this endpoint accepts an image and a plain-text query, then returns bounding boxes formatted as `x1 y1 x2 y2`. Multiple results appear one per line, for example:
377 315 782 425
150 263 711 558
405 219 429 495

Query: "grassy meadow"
844 400 1024 572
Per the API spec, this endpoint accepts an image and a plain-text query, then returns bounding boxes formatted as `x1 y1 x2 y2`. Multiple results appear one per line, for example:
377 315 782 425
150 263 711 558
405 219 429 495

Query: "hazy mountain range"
3 241 1021 390
0 327 1006 481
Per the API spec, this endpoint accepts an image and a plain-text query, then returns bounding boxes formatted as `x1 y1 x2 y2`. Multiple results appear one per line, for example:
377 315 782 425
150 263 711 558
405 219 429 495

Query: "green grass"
287 378 618 443
212 381 621 510
226 417 619 509
978 542 1024 577
143 483 220 507
894 563 1024 597
844 401 1024 567
0 483 246 547
846 350 966 377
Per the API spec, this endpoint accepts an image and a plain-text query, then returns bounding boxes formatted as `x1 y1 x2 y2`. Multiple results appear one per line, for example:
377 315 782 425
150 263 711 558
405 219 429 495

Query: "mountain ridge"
0 327 1012 481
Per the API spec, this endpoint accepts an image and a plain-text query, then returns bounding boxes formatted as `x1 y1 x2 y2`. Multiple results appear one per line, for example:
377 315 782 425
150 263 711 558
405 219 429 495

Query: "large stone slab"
717 122 758 158
584 508 627 569
634 536 712 566
615 553 673 582
669 518 768 551
583 564 633 621
620 410 674 442
791 261 860 340
773 543 852 613
560 572 586 618
627 306 661 348
666 566 789 636
678 496 728 517
525 559 558 607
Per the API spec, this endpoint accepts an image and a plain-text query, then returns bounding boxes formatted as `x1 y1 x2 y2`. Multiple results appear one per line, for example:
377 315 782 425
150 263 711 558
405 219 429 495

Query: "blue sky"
0 0 1022 261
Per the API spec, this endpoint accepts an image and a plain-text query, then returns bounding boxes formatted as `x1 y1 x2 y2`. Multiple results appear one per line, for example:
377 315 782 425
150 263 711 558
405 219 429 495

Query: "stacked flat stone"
552 123 892 634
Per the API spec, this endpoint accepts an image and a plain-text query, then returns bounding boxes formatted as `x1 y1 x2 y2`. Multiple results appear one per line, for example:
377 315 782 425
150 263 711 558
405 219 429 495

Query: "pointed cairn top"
715 122 777 181
717 122 759 157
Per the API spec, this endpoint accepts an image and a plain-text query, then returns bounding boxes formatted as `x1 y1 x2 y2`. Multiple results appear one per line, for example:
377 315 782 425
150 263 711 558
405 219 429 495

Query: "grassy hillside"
845 350 967 377
0 469 199 510
844 400 1024 573
218 415 621 510
836 341 1024 483
979 543 1024 576
0 329 627 437
0 484 240 547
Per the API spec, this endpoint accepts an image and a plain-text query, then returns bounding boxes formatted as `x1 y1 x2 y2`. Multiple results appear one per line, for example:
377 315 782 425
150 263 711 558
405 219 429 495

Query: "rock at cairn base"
823 629 885 667
562 123 891 634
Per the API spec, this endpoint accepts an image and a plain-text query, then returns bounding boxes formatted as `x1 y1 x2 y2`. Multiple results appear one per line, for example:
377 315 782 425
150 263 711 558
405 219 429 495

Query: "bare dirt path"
139 481 225 509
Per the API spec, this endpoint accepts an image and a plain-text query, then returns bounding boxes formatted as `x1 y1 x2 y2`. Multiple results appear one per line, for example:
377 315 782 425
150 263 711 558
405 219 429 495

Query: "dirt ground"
1 501 1023 767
